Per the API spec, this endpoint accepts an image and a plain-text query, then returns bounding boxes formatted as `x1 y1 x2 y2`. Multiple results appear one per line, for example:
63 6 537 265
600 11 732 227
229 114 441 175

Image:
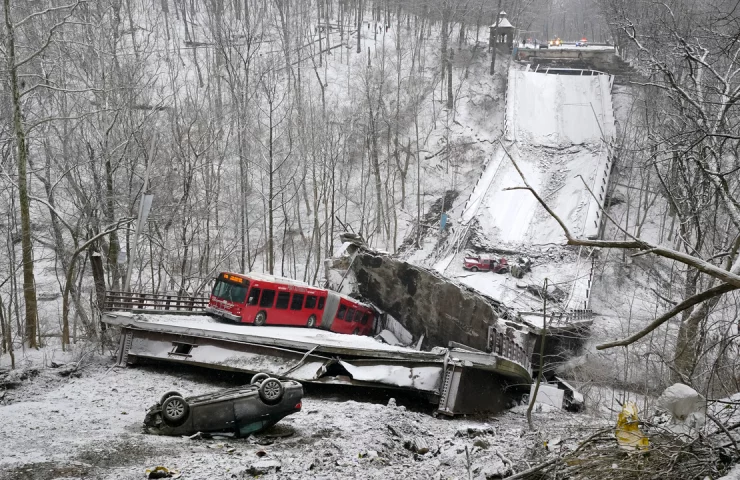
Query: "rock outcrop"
351 250 521 352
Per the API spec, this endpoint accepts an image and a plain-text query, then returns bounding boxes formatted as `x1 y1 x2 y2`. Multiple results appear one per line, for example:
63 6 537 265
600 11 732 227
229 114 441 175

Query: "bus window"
213 280 248 303
247 288 261 306
337 304 347 319
260 289 276 308
353 310 364 323
361 313 369 325
276 292 290 309
305 295 317 309
346 308 356 322
318 297 325 309
290 294 304 310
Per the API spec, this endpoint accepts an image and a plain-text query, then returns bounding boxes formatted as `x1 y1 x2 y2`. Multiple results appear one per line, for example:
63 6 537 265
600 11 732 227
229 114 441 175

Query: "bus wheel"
307 315 317 328
353 328 360 335
254 311 267 326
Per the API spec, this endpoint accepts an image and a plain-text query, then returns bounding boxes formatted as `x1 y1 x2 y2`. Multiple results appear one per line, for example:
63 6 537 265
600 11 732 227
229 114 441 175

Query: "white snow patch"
107 313 435 354
338 361 442 391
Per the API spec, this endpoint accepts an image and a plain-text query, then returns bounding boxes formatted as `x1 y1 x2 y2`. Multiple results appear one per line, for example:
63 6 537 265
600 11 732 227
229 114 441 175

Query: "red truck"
463 254 509 273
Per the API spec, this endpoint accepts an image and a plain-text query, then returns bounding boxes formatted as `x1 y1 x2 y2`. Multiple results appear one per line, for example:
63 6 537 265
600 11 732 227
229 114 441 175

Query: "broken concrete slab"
375 329 403 346
350 251 524 353
530 384 564 409
245 459 281 476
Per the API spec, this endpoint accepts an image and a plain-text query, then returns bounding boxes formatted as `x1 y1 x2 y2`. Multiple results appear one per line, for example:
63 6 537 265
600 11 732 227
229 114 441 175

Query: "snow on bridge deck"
106 311 437 358
457 69 614 246
444 67 616 312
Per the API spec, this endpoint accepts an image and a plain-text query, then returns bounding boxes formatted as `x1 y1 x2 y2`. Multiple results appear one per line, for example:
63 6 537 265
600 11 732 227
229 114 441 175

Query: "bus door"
319 291 341 330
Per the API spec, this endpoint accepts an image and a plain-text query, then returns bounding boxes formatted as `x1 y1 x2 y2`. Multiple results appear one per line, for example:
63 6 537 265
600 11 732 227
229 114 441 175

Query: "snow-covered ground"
0 347 603 480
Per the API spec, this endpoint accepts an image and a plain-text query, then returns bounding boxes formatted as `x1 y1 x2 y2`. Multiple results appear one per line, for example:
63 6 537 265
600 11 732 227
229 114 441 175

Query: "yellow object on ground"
615 401 649 450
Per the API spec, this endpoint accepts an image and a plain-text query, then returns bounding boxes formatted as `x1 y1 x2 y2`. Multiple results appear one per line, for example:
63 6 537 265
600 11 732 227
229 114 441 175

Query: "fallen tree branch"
499 140 740 352
707 412 740 457
503 427 614 479
502 457 559 480
595 283 737 350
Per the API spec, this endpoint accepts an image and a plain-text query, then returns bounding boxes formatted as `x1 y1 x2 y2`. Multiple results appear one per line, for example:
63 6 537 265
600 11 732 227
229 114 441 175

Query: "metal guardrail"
487 326 531 373
520 309 594 326
532 65 609 76
104 291 209 313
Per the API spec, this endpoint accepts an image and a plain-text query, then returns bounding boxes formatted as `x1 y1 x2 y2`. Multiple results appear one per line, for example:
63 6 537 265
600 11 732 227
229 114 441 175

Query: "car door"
233 394 270 436
192 399 237 433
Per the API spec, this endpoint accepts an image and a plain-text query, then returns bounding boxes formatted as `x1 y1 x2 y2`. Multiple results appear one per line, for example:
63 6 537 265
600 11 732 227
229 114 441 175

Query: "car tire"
471 266 478 272
251 372 270 385
159 391 183 405
259 378 285 404
161 396 190 427
254 310 267 326
306 315 317 328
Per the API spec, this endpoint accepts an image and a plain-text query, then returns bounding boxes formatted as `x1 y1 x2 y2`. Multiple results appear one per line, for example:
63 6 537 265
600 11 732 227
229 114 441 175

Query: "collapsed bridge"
103 284 533 416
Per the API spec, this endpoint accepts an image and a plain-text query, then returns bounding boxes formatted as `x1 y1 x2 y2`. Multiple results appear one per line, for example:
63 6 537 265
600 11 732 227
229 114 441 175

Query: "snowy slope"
426 65 616 313
507 70 613 146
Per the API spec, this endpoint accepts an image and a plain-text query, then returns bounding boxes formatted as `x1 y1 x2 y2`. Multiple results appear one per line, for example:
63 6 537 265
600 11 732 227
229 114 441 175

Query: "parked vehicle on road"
143 374 303 437
576 38 588 47
206 271 376 335
463 254 509 273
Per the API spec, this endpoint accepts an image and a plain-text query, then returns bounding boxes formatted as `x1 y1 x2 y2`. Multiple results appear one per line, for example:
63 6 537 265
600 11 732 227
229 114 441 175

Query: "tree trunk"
0 294 13 368
441 0 449 78
5 0 39 348
268 97 275 274
104 158 121 290
447 49 453 109
490 0 503 75
356 0 362 54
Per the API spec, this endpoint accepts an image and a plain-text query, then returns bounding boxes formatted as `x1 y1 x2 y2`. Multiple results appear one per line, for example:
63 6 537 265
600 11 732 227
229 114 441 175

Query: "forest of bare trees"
569 0 740 397
1 0 738 405
0 0 545 354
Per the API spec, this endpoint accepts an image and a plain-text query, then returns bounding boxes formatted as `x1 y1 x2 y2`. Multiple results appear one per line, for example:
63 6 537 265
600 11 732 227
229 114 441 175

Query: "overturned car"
144 374 303 437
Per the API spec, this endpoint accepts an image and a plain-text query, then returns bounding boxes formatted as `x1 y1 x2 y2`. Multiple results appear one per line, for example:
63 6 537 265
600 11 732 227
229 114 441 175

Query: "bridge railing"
487 325 531 373
104 291 209 313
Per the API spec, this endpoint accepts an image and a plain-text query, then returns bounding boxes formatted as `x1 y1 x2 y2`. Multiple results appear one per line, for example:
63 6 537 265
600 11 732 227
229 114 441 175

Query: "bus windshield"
212 279 249 304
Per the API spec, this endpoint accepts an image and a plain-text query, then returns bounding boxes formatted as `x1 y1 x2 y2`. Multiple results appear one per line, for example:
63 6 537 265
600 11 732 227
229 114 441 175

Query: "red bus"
205 272 376 336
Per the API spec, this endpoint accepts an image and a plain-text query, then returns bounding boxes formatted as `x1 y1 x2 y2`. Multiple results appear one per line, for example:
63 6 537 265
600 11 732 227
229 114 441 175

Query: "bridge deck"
103 312 532 415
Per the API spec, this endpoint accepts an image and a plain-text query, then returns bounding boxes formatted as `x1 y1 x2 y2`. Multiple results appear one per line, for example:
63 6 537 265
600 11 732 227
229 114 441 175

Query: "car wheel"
254 310 267 326
471 266 478 272
161 396 190 427
159 391 183 405
251 372 270 385
307 315 317 328
259 378 285 404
